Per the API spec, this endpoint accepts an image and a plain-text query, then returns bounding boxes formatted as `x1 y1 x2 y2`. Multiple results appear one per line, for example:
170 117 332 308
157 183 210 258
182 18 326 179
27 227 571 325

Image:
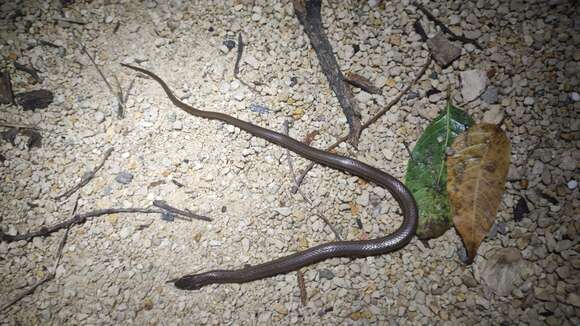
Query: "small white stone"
570 92 580 102
274 207 292 216
567 180 577 190
244 55 259 69
94 111 105 124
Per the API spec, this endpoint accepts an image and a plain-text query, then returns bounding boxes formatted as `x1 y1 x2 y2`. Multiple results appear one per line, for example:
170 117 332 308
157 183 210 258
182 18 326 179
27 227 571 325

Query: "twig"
282 121 342 241
78 40 125 119
0 122 40 130
293 0 362 147
0 202 207 243
54 147 113 201
291 56 432 193
414 2 483 50
112 75 124 118
297 270 307 306
403 142 415 162
1 196 78 312
314 213 342 241
233 33 243 77
153 200 212 222
283 121 313 205
54 17 87 25
233 33 258 93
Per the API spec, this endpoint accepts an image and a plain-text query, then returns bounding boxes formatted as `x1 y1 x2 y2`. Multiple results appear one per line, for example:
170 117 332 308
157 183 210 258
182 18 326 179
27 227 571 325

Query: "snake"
122 64 418 290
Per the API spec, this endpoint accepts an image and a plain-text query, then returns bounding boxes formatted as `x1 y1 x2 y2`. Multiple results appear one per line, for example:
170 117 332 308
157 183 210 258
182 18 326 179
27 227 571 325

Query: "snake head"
169 272 220 290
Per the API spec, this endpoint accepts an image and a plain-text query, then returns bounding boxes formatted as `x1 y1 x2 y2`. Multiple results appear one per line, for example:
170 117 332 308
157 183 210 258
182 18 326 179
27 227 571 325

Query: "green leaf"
404 102 474 239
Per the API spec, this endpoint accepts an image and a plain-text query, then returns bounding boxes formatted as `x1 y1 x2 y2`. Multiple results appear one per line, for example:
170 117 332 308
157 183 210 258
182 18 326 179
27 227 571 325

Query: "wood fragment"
55 147 113 201
291 56 432 193
344 72 381 94
54 17 87 25
233 33 244 77
293 0 362 146
15 89 53 111
297 270 307 306
0 70 14 104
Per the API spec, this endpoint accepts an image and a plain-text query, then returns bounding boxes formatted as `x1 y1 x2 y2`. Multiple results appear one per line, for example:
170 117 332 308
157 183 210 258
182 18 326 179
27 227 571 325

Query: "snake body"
122 64 418 290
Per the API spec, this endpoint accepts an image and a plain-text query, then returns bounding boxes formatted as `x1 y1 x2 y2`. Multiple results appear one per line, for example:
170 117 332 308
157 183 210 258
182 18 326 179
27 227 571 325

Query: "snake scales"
122 64 418 290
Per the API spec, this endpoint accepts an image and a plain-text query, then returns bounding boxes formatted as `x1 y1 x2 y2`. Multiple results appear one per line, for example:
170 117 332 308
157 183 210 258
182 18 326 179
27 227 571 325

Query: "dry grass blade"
447 123 511 264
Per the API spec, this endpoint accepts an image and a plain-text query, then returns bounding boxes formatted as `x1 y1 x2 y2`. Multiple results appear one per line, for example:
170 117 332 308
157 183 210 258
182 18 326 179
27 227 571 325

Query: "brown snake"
122 64 418 290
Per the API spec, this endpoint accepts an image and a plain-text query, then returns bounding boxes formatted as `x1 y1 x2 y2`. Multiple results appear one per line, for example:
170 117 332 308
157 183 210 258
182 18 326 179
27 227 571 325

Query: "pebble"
480 87 498 104
570 92 580 102
223 40 236 50
274 207 292 216
567 180 577 190
115 172 134 184
272 303 288 315
95 111 105 124
318 269 335 280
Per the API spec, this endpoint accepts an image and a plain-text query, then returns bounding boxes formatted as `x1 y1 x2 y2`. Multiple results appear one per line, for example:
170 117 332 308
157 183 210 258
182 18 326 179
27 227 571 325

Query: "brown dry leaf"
447 123 511 264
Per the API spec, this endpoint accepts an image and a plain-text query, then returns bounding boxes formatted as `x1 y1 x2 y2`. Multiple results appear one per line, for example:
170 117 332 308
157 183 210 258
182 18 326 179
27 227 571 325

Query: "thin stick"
78 40 125 118
282 121 342 241
55 18 87 25
153 200 212 222
55 147 113 201
1 196 78 312
233 33 244 77
414 2 483 50
233 33 258 93
0 122 40 130
297 270 307 306
0 203 207 243
291 56 432 193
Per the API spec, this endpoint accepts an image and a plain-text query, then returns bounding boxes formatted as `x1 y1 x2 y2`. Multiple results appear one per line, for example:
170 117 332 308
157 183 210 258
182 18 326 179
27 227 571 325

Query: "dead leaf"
447 123 511 264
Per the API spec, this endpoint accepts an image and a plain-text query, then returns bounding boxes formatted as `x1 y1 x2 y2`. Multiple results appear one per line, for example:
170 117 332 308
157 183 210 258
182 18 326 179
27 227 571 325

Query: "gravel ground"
1 0 579 325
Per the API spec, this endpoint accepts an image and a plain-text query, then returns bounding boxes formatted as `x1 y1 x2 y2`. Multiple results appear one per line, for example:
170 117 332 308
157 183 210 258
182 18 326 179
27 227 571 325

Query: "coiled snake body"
122 64 418 290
